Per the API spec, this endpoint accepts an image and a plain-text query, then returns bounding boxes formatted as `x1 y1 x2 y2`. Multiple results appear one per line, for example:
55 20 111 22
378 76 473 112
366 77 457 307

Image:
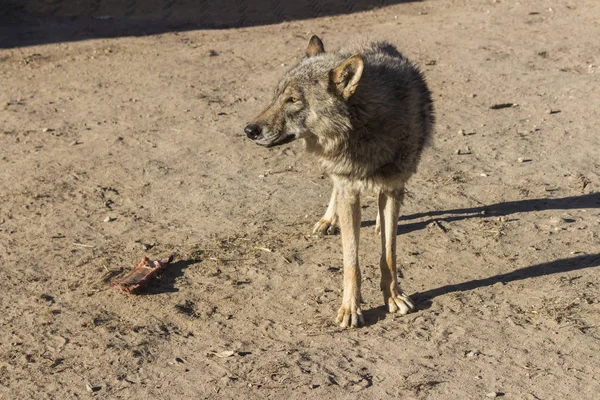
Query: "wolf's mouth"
258 133 296 148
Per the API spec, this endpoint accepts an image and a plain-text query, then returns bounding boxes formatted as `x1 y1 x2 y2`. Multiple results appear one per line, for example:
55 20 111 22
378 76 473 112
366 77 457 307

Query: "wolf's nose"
244 124 262 140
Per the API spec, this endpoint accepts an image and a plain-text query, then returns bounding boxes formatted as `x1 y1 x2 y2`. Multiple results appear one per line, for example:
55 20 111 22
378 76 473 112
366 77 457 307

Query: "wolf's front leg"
313 187 338 235
378 190 415 314
335 190 364 328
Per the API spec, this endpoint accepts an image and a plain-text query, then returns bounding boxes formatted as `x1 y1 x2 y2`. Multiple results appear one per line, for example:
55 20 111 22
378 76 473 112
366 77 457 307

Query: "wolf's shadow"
361 192 600 320
360 192 600 235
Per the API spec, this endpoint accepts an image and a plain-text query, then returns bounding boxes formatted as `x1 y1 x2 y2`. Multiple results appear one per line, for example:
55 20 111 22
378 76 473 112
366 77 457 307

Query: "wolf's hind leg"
378 189 414 314
313 187 338 235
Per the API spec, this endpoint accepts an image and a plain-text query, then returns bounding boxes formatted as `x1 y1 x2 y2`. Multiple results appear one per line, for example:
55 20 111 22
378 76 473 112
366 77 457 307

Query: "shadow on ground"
413 253 600 305
360 253 600 319
361 192 600 316
0 0 421 48
137 258 201 295
361 192 600 234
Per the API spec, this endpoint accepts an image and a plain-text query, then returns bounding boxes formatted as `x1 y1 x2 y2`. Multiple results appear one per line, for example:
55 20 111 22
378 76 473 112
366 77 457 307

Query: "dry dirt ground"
1 0 600 398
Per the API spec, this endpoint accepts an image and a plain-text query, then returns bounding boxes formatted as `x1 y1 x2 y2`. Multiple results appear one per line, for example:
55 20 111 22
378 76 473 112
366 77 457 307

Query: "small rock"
517 157 524 163
208 50 219 57
70 140 80 146
465 350 479 358
548 216 565 226
547 108 561 114
458 129 465 136
486 392 498 398
85 383 101 392
309 384 320 389
455 149 461 155
42 128 53 133
40 294 55 303
103 216 115 223
214 350 235 358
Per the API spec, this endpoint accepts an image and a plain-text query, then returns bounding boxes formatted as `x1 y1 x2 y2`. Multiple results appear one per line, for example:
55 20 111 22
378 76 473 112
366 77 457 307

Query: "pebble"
103 216 115 222
548 216 566 226
458 129 465 136
85 383 101 392
517 157 525 163
466 350 478 358
42 128 53 133
70 140 80 146
486 392 499 398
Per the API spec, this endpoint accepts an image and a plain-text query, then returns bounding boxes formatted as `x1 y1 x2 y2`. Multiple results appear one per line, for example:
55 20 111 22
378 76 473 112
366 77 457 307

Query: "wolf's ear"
306 35 325 57
329 55 364 100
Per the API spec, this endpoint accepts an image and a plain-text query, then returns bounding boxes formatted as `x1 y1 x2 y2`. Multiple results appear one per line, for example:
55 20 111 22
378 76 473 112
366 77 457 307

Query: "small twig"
281 256 292 264
304 330 337 337
208 257 252 262
73 242 95 248
558 323 575 329
254 247 273 253
489 103 516 110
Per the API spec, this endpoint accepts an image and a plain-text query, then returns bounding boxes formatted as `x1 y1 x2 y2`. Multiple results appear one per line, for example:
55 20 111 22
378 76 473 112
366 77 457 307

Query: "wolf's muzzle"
244 124 262 140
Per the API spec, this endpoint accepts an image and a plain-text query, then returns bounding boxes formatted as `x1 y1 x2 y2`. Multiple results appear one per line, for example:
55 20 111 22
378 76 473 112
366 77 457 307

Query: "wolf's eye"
287 96 298 103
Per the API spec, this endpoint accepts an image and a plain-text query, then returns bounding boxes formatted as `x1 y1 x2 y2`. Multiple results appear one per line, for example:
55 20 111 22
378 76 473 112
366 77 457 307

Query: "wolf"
244 36 434 328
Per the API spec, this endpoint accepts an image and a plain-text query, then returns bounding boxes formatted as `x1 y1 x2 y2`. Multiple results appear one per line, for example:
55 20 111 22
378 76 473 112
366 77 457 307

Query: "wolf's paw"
313 218 338 235
383 289 415 315
336 302 364 328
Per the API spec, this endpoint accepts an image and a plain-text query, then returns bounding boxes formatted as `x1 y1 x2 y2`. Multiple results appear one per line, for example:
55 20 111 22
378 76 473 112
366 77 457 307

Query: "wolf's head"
245 36 363 148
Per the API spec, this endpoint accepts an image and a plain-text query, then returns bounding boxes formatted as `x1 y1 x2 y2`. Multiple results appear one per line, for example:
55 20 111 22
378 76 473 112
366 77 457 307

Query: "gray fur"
245 36 435 327
247 37 434 192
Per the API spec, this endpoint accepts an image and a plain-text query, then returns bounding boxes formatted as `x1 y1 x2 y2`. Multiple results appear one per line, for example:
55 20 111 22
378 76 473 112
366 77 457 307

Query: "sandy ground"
1 0 600 398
